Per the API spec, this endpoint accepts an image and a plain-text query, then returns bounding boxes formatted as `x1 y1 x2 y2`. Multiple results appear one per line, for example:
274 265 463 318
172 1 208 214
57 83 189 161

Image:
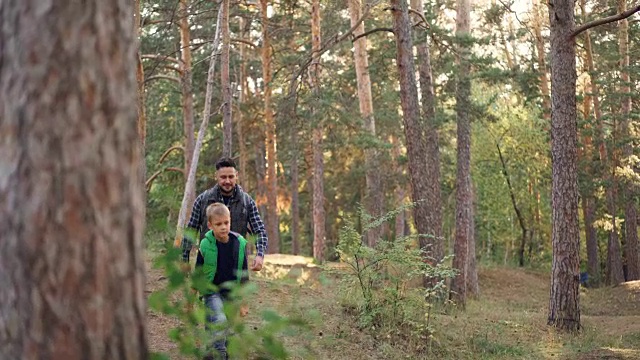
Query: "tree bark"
0 0 148 358
618 0 639 281
411 0 444 266
178 0 195 220
580 0 606 286
260 0 280 253
310 0 326 261
582 196 600 283
174 4 224 248
390 0 439 293
237 16 249 189
547 0 581 332
391 135 406 241
451 0 473 306
291 127 301 255
349 0 383 248
135 0 147 149
532 0 551 118
221 0 232 157
467 186 479 296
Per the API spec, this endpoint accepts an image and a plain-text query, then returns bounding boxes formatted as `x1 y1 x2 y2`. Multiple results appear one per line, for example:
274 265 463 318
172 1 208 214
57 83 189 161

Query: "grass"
147 254 640 359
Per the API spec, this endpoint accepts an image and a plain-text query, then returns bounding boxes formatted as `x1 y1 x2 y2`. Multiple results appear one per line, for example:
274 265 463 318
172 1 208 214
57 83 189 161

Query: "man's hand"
250 255 264 272
239 304 249 317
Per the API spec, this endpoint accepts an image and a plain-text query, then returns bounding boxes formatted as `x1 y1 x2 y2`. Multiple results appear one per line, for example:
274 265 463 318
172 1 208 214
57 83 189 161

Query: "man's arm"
246 196 268 257
182 193 203 262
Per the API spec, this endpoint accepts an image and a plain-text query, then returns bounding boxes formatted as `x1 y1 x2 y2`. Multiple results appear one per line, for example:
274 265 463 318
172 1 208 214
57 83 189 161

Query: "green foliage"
334 206 456 352
148 242 308 359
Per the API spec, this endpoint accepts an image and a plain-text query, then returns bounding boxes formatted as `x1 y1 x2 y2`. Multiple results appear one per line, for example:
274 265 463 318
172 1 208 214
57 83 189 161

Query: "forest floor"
146 254 640 360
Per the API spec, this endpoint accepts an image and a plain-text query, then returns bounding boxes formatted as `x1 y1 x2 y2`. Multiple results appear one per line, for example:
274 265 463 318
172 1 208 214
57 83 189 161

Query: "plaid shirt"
182 187 268 262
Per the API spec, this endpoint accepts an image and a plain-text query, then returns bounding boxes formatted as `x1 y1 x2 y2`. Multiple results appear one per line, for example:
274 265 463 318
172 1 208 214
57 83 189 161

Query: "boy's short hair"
215 157 237 170
206 203 230 223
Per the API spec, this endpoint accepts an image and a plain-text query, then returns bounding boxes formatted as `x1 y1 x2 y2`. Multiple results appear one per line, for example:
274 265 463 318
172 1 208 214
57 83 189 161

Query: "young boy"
196 203 249 360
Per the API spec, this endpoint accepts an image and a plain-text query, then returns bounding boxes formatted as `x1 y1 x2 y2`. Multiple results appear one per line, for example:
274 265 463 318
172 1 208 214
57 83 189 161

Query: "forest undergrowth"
146 253 640 360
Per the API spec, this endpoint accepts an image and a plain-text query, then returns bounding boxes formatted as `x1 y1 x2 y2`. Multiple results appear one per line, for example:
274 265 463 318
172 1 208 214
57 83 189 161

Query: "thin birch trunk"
174 3 224 248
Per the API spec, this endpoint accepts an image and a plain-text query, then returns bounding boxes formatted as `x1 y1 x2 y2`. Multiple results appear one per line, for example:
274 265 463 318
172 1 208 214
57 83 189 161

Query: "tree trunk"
310 0 326 261
497 144 528 267
391 135 406 241
390 0 438 290
532 0 551 118
237 16 249 189
451 0 473 307
174 5 224 248
605 179 625 284
255 140 268 220
411 0 444 265
221 0 232 157
135 0 147 149
178 0 195 221
0 1 148 358
580 0 607 286
547 0 581 332
260 0 280 253
582 196 600 284
291 127 301 255
467 186 479 297
349 0 383 248
618 0 639 281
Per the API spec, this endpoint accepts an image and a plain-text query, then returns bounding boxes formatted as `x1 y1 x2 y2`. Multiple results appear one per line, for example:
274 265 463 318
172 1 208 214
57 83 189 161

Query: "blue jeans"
204 294 228 358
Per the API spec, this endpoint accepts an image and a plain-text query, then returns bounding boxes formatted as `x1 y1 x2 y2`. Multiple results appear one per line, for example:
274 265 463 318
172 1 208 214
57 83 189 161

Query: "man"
182 157 267 271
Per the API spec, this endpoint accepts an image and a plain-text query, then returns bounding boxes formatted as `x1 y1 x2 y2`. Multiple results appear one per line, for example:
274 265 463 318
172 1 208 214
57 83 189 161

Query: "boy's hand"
240 304 249 317
251 255 264 272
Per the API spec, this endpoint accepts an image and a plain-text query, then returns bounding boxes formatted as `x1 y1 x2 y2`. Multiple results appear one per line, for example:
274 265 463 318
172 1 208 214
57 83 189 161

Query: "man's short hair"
206 203 230 222
215 157 237 170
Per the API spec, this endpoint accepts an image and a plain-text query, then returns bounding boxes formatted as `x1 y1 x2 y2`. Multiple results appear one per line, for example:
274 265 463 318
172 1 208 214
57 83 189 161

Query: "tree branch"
231 38 258 48
352 27 394 42
145 167 184 189
144 74 180 84
159 145 185 163
572 4 640 38
142 54 180 64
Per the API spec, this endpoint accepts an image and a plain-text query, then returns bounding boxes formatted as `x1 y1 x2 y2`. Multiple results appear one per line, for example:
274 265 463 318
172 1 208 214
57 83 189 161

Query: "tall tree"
579 0 603 285
349 0 383 247
451 0 475 305
531 0 551 118
179 0 195 186
547 0 581 331
411 0 444 266
135 0 147 148
391 0 441 289
311 0 326 261
221 0 233 157
174 4 225 248
260 0 281 253
618 0 639 281
0 0 148 357
237 14 249 187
